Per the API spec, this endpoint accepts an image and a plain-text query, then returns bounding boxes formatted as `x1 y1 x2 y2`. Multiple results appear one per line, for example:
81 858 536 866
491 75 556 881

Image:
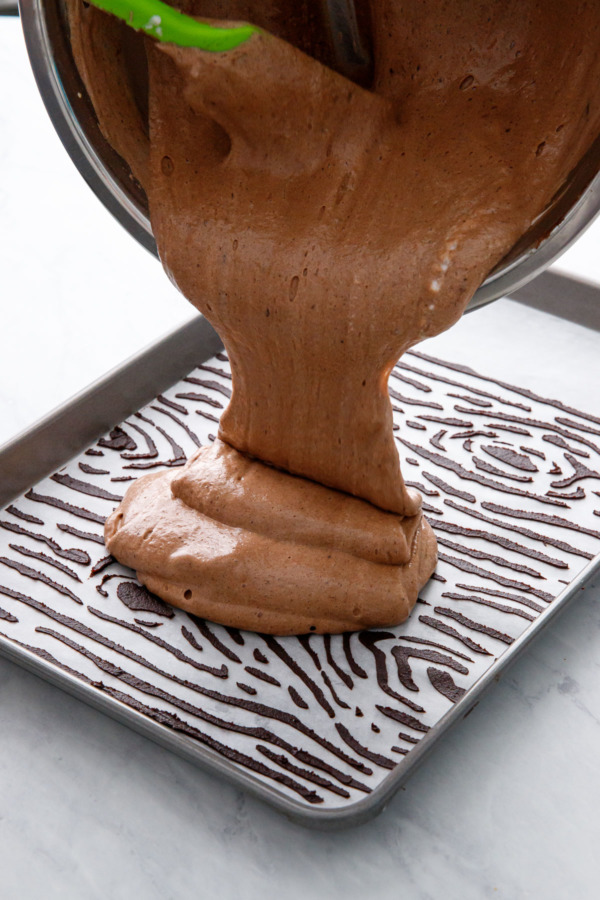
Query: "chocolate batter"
67 0 600 632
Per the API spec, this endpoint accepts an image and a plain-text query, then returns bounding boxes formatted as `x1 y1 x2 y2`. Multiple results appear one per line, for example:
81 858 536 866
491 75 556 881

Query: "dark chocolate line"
321 671 350 709
85 449 104 457
388 387 443 410
550 453 600 490
375 706 430 734
9 544 81 582
134 619 163 628
396 731 420 745
183 377 232 399
157 394 189 414
253 648 268 665
98 426 137 451
0 519 90 566
484 422 532 437
78 463 110 476
430 430 447 452
255 745 351 798
480 501 600 539
358 632 425 713
57 523 105 545
437 552 554 602
0 559 82 604
431 519 567 569
543 433 589 459
443 499 593 560
263 636 335 718
418 615 491 655
136 413 187 462
422 471 475 503
555 416 600 437
520 445 546 460
450 429 497 441
225 626 245 646
324 634 353 689
50 473 123 504
196 364 232 381
447 393 492 408
0 607 18 623
176 391 224 410
237 682 257 696
123 459 186 471
441 592 535 622
435 537 545 580
391 645 469 693
546 487 586 500
471 455 533 483
149 405 201 447
181 625 203 652
335 724 396 770
405 480 440 498
419 415 474 427
288 686 309 709
96 572 136 598
189 616 242 663
434 606 514 644
6 506 44 525
116 582 174 618
455 583 543 613
389 369 432 393
427 667 466 703
245 666 281 687
122 420 159 460
421 500 444 516
342 633 367 679
90 556 115 576
396 634 474 662
194 409 220 424
406 421 427 430
25 490 106 525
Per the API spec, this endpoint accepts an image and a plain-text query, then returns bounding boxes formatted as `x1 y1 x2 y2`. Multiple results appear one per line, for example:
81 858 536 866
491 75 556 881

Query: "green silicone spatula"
88 0 259 51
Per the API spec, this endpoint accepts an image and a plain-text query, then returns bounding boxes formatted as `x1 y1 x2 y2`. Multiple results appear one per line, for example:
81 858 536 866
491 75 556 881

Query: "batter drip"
67 0 600 632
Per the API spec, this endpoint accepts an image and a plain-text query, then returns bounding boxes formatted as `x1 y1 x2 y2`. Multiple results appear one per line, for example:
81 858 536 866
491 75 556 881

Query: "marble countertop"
2 16 600 900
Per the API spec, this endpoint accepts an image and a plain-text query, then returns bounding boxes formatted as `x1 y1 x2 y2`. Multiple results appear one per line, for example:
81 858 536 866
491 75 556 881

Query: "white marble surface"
2 15 600 900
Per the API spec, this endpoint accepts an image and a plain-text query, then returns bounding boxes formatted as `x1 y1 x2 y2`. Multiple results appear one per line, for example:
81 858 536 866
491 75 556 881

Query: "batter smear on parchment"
67 0 600 632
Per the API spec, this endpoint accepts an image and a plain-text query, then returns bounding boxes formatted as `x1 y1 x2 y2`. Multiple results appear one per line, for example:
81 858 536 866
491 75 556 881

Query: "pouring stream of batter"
67 0 600 632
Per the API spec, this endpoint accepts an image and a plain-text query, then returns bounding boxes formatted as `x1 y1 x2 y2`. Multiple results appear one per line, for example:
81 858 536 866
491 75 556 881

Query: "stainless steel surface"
18 0 600 310
320 0 371 85
0 276 599 828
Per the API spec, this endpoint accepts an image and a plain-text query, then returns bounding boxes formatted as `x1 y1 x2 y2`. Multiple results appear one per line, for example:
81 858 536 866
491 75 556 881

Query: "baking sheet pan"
0 274 599 828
